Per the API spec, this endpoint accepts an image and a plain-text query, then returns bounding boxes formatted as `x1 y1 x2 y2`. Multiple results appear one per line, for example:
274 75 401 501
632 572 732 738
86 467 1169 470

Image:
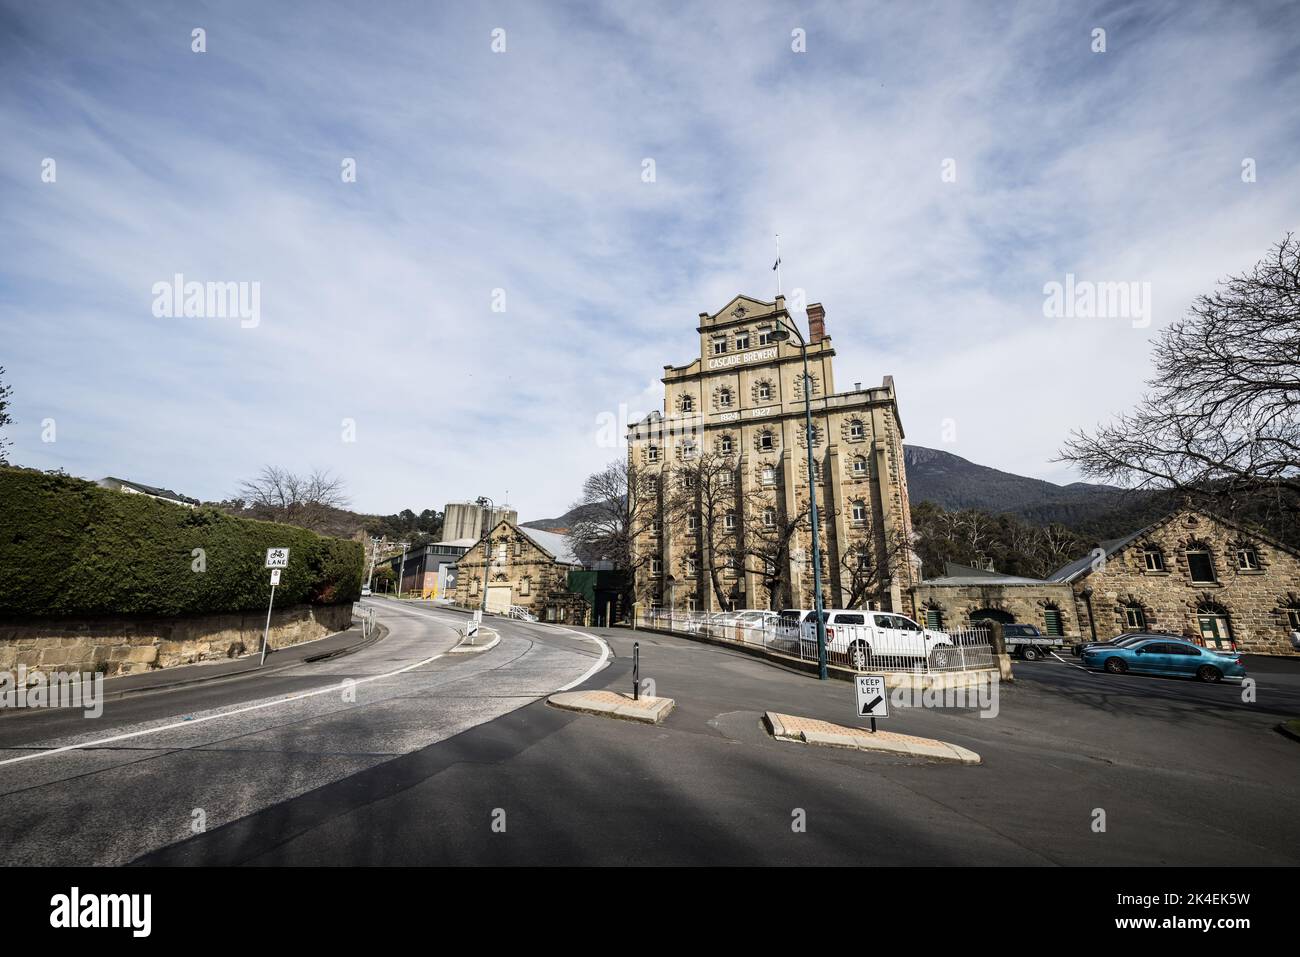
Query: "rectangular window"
650 557 663 575
1124 606 1146 630
925 609 943 630
712 339 727 355
1044 609 1063 637
1187 552 1216 583
735 332 749 349
1143 550 1164 571
757 328 773 345
1237 548 1259 570
1288 609 1300 630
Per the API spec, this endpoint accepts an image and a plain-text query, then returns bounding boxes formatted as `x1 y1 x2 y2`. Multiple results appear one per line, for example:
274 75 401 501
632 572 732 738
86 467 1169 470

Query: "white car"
361 585 372 597
799 610 956 670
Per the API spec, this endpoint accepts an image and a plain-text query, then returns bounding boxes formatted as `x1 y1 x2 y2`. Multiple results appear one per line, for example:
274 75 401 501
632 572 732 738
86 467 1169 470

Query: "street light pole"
770 313 829 680
476 495 494 616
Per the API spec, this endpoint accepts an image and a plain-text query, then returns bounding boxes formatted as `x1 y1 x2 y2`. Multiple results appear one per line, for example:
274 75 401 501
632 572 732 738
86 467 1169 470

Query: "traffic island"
548 689 675 725
765 711 981 765
449 630 500 654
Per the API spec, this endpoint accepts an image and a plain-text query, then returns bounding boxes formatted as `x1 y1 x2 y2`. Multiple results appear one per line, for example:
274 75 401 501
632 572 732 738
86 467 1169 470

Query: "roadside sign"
265 547 290 569
855 675 888 718
270 568 281 585
466 618 480 639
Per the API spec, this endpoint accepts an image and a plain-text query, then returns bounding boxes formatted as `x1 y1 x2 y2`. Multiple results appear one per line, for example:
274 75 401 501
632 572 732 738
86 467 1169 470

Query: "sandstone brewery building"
627 295 919 614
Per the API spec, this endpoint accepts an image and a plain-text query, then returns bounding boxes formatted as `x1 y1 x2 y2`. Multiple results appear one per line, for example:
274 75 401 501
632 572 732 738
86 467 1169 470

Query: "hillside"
902 445 1137 525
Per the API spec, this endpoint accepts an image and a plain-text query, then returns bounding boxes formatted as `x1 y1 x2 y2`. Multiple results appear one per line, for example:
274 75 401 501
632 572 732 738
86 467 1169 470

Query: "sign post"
261 548 290 666
854 674 888 734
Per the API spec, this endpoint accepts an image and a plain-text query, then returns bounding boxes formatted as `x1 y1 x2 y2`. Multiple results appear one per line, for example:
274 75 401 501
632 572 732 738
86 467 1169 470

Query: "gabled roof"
1048 505 1300 583
518 525 581 565
922 562 1052 586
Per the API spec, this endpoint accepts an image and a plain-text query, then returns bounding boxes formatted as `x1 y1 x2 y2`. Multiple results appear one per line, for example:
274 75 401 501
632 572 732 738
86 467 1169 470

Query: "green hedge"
0 468 363 618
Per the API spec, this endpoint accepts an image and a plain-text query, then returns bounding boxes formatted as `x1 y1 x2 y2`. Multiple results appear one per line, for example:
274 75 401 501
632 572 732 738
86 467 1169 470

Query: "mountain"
521 502 606 533
523 447 1149 534
902 445 1135 524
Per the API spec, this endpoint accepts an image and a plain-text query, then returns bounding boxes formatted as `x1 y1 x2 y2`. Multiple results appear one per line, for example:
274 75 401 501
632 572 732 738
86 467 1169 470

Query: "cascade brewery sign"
707 346 777 370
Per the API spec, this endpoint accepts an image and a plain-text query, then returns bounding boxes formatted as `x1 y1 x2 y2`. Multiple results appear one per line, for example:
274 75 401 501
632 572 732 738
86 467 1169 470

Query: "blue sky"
3 0 1299 521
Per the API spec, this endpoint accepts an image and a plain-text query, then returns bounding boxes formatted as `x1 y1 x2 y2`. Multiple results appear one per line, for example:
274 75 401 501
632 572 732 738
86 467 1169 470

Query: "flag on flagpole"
772 256 781 271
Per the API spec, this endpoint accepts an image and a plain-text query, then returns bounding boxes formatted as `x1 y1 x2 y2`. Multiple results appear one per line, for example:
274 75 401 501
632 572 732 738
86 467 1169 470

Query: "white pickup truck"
797 610 958 670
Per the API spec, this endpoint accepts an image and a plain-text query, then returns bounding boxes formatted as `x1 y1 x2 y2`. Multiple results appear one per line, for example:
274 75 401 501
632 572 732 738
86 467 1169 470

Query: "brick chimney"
806 302 827 344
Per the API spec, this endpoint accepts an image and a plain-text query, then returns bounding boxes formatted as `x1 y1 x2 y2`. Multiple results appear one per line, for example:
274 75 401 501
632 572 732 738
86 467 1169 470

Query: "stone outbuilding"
450 520 589 624
913 507 1300 656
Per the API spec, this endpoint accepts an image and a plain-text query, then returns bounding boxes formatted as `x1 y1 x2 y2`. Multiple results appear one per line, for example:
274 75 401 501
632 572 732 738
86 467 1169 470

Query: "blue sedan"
1081 637 1246 683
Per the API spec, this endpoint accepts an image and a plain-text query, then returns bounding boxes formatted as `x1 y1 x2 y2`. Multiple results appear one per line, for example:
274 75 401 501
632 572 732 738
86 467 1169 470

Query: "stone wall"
0 603 354 678
1073 510 1300 656
911 582 1081 637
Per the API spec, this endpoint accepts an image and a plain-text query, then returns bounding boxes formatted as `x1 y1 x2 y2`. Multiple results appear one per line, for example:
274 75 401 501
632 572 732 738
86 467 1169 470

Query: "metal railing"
357 605 377 640
636 609 996 674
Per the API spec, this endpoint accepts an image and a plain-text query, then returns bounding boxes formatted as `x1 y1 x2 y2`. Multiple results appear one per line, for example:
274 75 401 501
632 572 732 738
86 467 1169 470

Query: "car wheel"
1021 646 1040 661
850 641 872 671
929 646 952 669
1196 665 1223 683
1103 657 1127 674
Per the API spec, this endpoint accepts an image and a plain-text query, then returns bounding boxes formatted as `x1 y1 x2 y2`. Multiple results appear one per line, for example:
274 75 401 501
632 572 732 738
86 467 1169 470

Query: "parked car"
360 585 372 597
1000 623 1064 660
1072 632 1177 657
732 609 781 644
1081 636 1246 683
799 610 957 670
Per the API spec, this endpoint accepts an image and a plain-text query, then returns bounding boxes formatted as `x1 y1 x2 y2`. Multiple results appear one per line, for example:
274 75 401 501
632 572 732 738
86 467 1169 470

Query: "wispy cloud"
2 0 1298 518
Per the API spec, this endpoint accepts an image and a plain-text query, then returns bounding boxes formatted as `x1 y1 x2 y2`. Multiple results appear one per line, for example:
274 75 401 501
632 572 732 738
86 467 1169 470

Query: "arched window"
852 455 867 476
720 434 733 454
647 445 659 463
1123 603 1146 630
719 388 733 408
762 507 776 528
849 419 864 439
724 510 737 531
759 430 774 451
757 381 772 401
1186 542 1217 583
851 500 867 523
681 395 694 413
761 465 776 486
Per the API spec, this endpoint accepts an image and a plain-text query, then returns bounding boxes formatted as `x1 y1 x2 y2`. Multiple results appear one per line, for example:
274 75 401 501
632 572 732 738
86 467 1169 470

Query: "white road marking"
0 646 450 769
373 599 612 688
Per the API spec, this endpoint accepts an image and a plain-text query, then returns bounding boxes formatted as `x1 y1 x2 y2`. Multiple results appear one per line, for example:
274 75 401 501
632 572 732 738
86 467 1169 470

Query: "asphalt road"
122 611 1300 866
0 598 605 865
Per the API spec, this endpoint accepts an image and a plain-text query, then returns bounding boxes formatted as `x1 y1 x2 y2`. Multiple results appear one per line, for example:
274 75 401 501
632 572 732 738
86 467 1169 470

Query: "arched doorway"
969 608 1014 625
1196 603 1235 651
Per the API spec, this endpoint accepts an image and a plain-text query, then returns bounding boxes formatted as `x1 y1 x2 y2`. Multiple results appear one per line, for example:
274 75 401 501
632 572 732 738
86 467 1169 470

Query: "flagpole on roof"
773 233 783 298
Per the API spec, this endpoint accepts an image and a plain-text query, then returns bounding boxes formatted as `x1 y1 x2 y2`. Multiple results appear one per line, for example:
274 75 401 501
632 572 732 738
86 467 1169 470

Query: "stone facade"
628 294 917 613
0 602 354 679
913 508 1300 656
1066 509 1300 656
450 520 587 623
912 580 1081 638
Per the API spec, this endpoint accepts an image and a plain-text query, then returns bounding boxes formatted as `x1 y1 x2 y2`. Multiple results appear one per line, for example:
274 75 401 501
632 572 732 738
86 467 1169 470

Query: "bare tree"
567 459 659 610
0 367 13 466
233 466 349 531
837 526 914 608
745 498 811 610
1061 233 1300 520
665 451 759 610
